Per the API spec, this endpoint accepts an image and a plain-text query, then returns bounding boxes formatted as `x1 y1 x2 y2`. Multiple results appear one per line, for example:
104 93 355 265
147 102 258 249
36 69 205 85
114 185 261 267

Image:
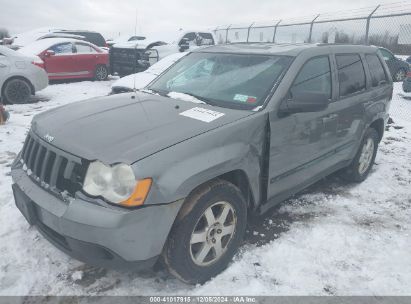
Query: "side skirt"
258 159 350 215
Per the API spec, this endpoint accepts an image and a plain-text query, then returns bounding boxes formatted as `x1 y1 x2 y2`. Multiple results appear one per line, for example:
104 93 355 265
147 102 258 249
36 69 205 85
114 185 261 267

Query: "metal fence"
213 2 411 55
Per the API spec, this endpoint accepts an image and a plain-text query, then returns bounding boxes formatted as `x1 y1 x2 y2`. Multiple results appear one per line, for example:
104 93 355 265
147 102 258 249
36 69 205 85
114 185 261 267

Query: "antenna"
134 9 138 36
133 8 138 94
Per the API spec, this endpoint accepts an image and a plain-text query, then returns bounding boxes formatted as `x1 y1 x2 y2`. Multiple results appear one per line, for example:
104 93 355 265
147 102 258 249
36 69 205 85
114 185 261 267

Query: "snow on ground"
0 81 410 295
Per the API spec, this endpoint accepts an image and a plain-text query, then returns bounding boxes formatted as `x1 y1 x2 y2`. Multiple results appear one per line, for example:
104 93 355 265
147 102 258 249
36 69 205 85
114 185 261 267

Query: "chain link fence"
213 2 411 122
213 2 411 55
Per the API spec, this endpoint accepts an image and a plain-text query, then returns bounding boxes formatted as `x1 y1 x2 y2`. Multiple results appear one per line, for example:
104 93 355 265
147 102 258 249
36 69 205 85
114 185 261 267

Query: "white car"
0 46 48 104
111 52 188 94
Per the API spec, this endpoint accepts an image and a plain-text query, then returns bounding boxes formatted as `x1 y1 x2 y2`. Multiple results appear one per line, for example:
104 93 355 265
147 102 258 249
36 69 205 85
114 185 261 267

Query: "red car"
18 38 109 81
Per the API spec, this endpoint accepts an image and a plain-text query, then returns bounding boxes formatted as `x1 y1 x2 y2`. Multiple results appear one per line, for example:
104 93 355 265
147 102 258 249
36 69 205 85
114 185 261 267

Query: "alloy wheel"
189 201 237 266
358 138 375 175
5 79 30 104
96 66 108 80
395 69 406 82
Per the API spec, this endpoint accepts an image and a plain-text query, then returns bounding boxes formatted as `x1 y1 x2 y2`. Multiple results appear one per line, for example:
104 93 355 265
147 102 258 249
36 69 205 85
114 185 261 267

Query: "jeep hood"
31 92 253 164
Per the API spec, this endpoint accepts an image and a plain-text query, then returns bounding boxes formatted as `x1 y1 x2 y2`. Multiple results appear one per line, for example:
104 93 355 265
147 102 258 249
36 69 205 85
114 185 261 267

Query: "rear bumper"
11 166 184 270
31 68 49 92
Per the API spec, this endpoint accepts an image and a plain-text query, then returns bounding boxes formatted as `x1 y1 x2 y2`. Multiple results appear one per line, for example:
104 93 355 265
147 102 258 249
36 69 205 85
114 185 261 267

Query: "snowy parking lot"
0 80 410 295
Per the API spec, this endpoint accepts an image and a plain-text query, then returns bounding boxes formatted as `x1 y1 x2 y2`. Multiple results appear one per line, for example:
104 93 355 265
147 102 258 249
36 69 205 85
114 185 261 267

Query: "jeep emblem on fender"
43 134 54 143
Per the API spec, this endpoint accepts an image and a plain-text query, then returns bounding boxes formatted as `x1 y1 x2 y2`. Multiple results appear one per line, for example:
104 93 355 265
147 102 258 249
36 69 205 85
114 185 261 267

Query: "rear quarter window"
365 54 388 87
336 54 366 97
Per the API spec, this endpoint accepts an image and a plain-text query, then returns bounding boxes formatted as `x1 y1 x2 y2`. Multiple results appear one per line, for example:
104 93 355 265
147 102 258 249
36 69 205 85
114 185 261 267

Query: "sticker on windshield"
234 94 248 102
179 107 225 123
234 94 257 103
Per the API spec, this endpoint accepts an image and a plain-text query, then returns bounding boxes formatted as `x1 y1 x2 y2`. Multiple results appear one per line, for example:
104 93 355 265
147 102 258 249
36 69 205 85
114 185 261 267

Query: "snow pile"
167 92 206 104
0 81 410 295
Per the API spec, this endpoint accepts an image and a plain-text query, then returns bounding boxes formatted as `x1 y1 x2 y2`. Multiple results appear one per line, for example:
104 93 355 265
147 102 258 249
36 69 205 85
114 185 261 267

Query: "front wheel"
163 180 247 284
94 65 108 81
394 68 407 82
2 78 32 104
341 128 379 182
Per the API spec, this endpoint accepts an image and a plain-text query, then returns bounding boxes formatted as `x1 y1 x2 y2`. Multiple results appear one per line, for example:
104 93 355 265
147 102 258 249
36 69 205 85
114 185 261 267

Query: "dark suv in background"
41 30 107 48
378 47 410 81
12 43 392 284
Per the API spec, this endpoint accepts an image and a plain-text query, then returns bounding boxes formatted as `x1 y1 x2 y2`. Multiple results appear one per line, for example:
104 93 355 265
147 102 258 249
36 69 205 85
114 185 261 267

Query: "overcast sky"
0 0 401 40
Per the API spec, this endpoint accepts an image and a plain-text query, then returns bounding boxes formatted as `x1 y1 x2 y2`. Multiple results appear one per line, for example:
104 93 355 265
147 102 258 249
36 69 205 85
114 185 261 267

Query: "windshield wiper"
142 88 168 97
178 92 216 106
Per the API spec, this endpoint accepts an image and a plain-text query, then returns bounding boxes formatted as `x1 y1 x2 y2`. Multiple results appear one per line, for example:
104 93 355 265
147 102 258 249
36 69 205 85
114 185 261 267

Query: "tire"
341 128 379 183
394 68 407 82
94 65 108 81
163 180 247 284
2 78 31 104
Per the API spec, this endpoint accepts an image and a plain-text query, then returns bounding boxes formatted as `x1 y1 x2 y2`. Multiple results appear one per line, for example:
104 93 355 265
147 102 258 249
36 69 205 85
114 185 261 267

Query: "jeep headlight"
83 161 152 207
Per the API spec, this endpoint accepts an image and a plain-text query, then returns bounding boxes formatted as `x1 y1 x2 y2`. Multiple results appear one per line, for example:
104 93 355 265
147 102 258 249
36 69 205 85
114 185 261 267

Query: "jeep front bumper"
11 167 183 270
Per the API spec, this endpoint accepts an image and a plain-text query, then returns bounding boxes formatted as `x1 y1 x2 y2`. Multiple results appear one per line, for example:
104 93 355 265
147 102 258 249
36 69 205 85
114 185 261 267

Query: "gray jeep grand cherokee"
12 43 392 284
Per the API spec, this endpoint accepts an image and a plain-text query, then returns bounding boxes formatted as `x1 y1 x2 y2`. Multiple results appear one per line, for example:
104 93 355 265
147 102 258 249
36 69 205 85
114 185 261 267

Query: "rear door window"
75 43 97 54
336 54 366 97
290 56 332 99
365 54 388 87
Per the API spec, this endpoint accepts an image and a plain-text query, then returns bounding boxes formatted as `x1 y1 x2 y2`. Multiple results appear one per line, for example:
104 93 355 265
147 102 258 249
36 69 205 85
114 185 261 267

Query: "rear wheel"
163 180 247 284
341 128 379 182
2 78 31 104
94 65 108 81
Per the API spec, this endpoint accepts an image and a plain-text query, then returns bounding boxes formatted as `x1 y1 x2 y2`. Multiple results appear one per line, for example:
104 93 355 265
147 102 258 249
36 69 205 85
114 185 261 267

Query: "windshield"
147 52 293 110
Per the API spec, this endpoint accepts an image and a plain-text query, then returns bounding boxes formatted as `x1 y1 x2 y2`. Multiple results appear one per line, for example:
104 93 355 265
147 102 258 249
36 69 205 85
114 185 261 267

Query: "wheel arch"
1 75 35 99
174 169 255 223
369 118 385 142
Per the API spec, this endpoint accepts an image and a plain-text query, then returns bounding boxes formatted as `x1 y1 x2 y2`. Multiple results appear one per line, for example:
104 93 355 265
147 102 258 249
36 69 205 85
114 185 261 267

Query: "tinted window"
365 54 387 87
50 43 73 54
290 56 331 99
75 43 96 53
199 33 215 45
336 54 366 97
379 48 394 61
179 33 196 45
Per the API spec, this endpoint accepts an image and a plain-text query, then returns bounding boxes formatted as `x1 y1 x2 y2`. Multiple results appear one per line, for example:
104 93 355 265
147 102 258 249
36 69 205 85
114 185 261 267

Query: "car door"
72 42 99 78
43 42 76 78
267 55 340 201
0 52 11 86
331 54 370 158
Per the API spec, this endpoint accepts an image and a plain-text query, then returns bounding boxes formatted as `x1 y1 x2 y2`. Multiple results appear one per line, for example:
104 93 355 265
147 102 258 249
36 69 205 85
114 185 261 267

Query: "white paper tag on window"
179 107 225 123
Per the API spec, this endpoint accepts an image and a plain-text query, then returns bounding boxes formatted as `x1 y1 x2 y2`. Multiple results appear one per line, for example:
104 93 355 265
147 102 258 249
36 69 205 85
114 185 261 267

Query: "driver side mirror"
45 50 55 57
278 92 329 116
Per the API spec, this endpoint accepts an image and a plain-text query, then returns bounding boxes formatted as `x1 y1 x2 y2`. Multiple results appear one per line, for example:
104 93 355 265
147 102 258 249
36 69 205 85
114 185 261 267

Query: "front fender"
133 113 267 206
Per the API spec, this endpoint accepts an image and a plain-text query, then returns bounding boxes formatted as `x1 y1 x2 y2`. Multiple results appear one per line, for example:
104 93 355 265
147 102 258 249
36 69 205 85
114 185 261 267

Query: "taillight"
32 61 45 69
